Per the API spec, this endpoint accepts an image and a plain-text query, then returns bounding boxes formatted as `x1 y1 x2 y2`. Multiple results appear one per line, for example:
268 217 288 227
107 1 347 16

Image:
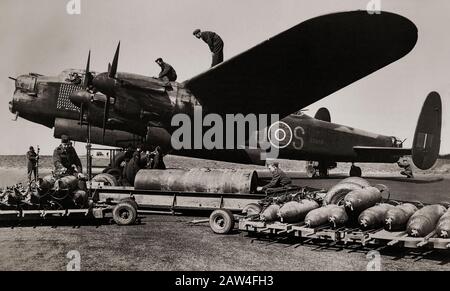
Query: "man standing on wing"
193 29 224 67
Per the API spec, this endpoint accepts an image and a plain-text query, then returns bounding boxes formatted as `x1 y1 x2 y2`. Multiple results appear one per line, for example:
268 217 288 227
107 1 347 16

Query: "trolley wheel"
209 209 235 234
112 202 137 225
92 173 118 186
120 198 139 210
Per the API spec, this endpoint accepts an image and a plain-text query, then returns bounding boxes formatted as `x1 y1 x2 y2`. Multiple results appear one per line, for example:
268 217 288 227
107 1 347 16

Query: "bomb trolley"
206 185 450 251
0 183 139 226
233 215 450 251
0 199 137 226
88 183 264 218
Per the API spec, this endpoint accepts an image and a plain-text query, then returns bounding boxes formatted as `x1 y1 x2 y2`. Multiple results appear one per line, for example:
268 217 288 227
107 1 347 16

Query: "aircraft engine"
145 126 172 152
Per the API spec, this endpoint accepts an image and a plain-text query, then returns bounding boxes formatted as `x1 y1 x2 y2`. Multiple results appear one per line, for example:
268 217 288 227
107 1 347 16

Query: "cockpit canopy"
15 74 39 94
59 69 97 85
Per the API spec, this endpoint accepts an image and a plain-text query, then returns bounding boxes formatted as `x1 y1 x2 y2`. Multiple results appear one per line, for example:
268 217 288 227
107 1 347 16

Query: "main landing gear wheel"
319 167 329 178
209 209 235 234
349 165 362 177
306 164 317 178
103 167 122 183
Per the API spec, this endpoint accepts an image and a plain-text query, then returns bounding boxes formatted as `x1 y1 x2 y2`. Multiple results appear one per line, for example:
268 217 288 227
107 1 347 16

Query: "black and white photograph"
0 0 450 277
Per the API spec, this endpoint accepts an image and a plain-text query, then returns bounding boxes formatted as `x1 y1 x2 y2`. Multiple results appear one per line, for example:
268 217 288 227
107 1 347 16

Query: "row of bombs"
258 177 450 238
0 183 32 205
0 175 85 208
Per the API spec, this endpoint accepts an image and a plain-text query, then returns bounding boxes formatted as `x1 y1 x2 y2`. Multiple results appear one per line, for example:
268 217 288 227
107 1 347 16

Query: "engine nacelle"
54 118 141 148
146 126 172 152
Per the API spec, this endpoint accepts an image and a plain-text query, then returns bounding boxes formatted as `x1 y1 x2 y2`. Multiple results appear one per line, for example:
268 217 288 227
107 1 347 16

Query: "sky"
0 0 449 155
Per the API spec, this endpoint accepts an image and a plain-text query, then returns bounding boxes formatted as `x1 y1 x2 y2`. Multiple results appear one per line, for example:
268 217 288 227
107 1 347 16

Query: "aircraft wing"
184 11 417 118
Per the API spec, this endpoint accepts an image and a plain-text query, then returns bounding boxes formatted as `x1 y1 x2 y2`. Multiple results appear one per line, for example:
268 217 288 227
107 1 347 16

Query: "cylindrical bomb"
305 205 341 228
435 208 450 238
38 174 56 192
135 169 258 194
278 200 320 223
344 187 382 213
328 206 349 228
407 205 447 237
323 182 363 205
358 203 395 229
55 175 79 191
338 177 371 188
260 204 280 222
385 203 418 231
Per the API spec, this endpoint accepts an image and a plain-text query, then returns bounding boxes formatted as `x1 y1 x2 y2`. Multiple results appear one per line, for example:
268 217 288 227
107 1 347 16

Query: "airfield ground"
0 155 449 271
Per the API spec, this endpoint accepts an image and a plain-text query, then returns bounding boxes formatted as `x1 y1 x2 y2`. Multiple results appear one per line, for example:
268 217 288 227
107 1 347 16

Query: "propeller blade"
109 42 120 78
83 50 91 88
102 95 110 142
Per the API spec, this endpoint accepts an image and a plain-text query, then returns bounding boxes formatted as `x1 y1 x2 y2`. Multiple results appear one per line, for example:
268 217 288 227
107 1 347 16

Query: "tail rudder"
412 91 442 170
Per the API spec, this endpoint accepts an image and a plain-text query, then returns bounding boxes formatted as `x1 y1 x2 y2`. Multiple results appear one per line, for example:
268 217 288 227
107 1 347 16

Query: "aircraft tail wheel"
209 209 235 234
319 168 329 178
350 166 362 177
112 202 138 225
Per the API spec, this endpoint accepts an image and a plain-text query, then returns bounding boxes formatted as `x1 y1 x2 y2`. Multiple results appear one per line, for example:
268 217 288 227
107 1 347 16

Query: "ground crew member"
257 162 292 193
123 146 147 186
52 135 87 207
193 29 224 67
111 146 134 169
26 146 39 182
398 157 414 179
53 136 82 176
155 58 177 82
148 146 166 170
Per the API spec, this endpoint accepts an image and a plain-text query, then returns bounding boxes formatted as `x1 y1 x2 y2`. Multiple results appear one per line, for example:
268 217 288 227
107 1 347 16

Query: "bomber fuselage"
9 69 402 164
